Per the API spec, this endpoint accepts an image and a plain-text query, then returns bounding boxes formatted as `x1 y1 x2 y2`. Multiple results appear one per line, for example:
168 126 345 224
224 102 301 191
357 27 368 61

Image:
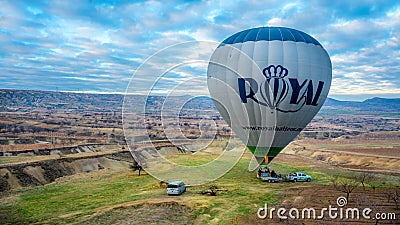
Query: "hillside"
1 89 399 116
322 97 400 116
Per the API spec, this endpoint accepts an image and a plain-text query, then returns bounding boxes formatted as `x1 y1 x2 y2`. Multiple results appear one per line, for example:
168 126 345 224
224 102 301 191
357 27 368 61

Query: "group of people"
257 166 279 178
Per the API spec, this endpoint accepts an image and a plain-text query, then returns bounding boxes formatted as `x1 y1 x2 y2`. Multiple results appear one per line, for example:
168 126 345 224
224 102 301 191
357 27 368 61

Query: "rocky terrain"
0 89 399 224
0 145 134 192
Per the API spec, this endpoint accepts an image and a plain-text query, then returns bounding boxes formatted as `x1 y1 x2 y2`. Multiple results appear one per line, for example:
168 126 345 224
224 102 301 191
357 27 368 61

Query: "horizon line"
1 88 399 102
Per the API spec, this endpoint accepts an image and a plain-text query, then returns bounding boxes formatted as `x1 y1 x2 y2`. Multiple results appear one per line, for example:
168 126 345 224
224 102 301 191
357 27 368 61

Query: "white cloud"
0 0 399 100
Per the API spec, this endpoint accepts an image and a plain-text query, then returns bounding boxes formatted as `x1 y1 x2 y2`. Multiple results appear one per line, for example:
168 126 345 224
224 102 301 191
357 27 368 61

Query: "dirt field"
282 134 400 176
236 185 400 225
83 201 194 225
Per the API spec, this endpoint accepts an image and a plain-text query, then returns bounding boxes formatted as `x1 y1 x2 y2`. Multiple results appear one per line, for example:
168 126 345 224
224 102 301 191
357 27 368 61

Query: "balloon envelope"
207 27 332 164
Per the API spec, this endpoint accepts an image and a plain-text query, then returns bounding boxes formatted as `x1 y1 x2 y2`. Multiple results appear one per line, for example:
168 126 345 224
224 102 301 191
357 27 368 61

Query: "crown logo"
262 65 288 78
238 64 325 113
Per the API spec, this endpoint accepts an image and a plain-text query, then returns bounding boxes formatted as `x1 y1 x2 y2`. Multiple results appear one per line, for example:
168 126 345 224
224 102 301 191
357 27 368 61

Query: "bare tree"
366 174 378 193
383 189 392 203
388 186 400 209
356 194 383 225
332 177 358 202
355 172 374 191
130 162 143 176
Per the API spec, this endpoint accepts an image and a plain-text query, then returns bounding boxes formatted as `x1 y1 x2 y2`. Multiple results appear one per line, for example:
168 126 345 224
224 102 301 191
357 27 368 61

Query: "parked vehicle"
257 166 282 183
259 174 283 183
166 181 186 195
286 172 312 182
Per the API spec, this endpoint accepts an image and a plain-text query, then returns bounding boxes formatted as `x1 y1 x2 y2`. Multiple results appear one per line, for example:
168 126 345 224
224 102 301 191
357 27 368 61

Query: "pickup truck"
286 172 312 182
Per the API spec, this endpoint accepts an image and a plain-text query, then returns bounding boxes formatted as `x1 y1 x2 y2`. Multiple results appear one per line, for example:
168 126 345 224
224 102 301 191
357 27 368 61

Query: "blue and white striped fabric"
219 27 322 47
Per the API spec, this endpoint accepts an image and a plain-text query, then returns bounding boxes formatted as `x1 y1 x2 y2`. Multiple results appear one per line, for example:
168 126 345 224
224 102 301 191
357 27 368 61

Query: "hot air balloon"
207 27 331 165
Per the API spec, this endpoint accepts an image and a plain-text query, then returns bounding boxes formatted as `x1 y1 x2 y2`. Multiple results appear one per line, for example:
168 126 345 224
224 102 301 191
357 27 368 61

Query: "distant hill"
363 97 400 105
324 97 400 107
0 89 123 112
1 89 399 116
321 97 400 116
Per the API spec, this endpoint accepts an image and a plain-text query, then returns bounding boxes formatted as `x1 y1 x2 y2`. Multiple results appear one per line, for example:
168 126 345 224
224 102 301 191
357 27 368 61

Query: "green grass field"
0 152 398 224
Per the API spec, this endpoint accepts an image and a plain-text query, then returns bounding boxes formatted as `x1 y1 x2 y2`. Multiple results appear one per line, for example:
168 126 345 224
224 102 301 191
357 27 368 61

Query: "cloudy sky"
0 0 399 101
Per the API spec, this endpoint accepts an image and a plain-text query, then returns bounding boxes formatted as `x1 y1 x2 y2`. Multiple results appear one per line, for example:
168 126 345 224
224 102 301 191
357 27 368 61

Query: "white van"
167 181 186 195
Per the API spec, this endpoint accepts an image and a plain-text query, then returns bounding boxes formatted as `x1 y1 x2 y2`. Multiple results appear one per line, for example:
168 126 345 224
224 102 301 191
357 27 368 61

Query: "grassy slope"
0 153 398 224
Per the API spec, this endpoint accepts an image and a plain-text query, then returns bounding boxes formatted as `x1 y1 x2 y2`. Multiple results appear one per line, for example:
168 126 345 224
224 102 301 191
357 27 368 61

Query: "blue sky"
0 0 399 101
